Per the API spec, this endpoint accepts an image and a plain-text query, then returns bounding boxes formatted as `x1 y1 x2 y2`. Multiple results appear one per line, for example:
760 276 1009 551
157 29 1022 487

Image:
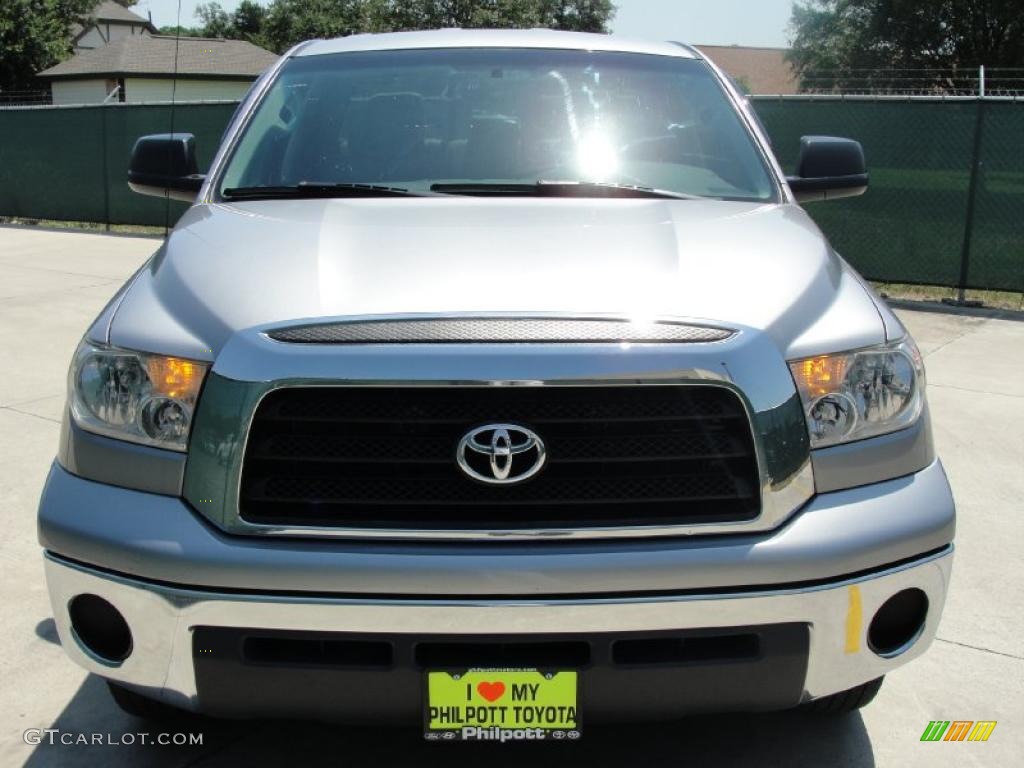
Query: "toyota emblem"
456 424 546 485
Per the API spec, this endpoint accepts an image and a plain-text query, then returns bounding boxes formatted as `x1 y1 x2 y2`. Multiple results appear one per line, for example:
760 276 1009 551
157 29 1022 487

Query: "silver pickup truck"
39 30 954 739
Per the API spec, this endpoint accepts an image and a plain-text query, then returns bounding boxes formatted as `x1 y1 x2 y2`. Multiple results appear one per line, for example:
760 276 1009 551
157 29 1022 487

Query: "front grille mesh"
238 386 760 531
266 318 734 344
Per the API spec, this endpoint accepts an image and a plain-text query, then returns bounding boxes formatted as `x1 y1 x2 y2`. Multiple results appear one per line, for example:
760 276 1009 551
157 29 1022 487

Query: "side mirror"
127 133 205 202
786 136 868 203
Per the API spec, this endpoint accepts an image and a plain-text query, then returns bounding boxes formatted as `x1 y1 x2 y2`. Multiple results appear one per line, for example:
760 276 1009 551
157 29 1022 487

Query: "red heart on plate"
477 681 506 702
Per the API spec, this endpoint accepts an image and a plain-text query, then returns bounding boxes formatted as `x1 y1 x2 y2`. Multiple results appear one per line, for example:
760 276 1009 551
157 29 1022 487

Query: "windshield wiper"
429 180 698 200
222 182 424 200
224 180 697 201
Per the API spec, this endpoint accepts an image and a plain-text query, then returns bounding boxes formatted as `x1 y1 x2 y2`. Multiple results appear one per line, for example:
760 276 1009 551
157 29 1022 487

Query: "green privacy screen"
753 98 1023 292
0 98 1021 291
0 102 237 227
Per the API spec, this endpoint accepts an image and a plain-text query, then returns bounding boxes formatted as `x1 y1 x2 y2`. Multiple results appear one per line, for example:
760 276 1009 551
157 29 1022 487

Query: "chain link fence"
795 67 1024 97
0 96 1021 293
0 89 52 106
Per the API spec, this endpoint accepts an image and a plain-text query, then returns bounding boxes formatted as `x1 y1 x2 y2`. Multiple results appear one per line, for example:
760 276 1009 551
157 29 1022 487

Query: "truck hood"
106 197 888 361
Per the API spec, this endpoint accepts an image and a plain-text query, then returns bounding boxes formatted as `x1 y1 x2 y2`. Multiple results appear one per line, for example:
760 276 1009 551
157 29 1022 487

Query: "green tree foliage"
162 0 615 54
359 0 614 33
195 1 234 37
0 0 95 92
535 0 616 32
261 0 367 52
789 1 1024 92
232 0 269 39
158 26 202 36
160 1 267 41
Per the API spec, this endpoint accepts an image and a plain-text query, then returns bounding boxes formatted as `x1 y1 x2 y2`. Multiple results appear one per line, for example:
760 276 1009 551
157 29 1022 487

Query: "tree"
261 0 365 52
0 0 95 93
195 2 233 38
536 0 615 32
372 0 543 30
160 1 268 43
158 0 616 56
789 0 1024 93
261 0 615 54
158 26 204 36
233 0 268 40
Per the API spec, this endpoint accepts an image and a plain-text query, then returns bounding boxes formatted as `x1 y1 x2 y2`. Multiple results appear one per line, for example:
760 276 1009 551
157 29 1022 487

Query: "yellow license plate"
424 669 580 742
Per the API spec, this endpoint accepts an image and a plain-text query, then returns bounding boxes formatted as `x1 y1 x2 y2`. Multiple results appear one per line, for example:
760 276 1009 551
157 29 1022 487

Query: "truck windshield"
218 48 778 202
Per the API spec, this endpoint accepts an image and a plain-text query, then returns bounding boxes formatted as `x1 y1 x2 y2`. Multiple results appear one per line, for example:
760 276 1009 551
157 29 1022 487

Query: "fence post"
100 105 111 231
946 66 987 306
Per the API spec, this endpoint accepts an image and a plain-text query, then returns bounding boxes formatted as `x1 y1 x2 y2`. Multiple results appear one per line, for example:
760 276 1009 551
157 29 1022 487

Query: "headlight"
789 338 925 448
69 341 209 451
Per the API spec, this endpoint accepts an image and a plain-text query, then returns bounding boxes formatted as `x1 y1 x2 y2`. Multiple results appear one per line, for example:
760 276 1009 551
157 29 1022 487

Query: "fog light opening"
68 594 133 665
868 588 929 658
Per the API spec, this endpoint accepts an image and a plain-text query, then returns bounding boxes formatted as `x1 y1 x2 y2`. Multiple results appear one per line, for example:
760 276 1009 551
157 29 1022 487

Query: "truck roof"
297 29 699 60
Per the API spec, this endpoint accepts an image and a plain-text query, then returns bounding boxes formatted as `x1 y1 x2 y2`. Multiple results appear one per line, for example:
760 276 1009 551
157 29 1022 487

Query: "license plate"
424 669 580 742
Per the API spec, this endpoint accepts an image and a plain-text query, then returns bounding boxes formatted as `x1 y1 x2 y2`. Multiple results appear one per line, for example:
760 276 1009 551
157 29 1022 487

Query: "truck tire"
803 677 884 714
106 682 191 721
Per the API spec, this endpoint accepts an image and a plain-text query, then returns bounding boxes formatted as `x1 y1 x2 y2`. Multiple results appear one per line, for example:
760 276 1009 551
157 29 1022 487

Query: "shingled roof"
696 45 800 95
70 1 156 39
90 0 152 25
40 35 279 80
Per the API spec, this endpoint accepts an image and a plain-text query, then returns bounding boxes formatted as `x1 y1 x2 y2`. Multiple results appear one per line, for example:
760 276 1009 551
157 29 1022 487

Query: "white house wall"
105 23 148 43
125 78 251 103
51 79 111 105
75 22 149 52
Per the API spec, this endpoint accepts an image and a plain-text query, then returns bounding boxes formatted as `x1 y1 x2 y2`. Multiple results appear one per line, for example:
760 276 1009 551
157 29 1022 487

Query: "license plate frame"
423 668 580 742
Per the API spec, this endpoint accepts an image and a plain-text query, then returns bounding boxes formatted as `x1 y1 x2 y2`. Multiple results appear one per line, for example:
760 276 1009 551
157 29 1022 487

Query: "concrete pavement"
1 226 1021 767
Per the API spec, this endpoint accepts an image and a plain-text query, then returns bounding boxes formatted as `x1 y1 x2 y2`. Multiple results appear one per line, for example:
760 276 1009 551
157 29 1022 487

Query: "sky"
137 0 794 48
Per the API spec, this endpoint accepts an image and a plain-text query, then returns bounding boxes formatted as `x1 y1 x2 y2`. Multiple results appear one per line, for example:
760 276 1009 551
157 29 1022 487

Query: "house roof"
40 35 279 80
71 1 157 40
90 0 151 25
695 45 799 95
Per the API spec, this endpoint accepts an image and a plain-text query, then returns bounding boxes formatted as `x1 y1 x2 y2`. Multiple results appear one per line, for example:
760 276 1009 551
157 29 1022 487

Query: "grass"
0 216 165 237
871 282 1024 311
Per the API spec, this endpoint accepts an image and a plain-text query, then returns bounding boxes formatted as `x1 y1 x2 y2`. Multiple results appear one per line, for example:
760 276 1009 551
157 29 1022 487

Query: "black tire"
802 677 884 714
107 681 192 721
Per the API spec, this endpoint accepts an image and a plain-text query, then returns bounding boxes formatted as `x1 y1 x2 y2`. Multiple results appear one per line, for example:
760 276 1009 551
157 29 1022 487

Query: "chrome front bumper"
44 547 953 714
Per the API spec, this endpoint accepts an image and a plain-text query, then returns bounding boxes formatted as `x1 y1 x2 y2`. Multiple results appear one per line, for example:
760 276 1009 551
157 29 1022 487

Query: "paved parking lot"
1 226 1021 767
